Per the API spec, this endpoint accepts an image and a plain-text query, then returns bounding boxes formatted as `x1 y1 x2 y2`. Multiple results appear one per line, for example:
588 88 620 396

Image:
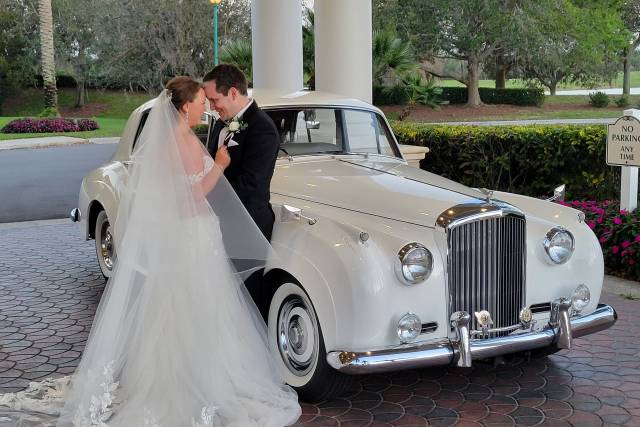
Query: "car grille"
447 214 526 337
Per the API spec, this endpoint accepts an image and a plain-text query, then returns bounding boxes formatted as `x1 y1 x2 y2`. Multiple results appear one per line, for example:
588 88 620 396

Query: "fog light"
571 284 590 312
397 313 421 343
519 307 533 326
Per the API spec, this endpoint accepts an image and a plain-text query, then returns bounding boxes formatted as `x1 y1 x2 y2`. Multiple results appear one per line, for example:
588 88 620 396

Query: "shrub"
1 117 100 134
402 74 446 109
589 91 610 108
390 122 618 200
570 200 640 280
439 87 545 106
615 95 631 108
373 85 410 105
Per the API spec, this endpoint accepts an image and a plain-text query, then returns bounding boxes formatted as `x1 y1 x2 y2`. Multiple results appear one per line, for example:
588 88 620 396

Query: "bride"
0 77 301 426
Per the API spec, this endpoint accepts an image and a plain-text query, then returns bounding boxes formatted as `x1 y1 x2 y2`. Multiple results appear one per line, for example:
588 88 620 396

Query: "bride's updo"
166 76 202 112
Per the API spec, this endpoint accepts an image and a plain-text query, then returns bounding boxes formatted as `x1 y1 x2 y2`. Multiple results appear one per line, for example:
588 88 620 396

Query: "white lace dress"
0 155 301 427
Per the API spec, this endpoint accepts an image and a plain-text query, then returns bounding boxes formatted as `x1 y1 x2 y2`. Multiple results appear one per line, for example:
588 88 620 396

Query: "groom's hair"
203 64 248 96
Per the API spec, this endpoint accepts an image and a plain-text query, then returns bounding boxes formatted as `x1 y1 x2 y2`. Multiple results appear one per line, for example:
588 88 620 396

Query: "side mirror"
280 205 317 225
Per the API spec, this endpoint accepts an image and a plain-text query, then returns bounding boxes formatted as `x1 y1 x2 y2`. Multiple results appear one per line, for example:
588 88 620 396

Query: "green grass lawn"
3 87 152 119
437 71 640 90
0 117 127 141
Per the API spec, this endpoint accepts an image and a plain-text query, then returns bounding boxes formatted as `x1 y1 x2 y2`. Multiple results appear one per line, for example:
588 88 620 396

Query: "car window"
131 109 150 152
343 110 396 156
267 108 343 156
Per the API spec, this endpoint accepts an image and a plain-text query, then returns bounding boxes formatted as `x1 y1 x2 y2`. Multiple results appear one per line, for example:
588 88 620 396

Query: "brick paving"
0 221 638 426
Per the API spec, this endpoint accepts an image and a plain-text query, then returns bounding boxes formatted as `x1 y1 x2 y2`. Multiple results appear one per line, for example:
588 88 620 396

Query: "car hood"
272 156 486 227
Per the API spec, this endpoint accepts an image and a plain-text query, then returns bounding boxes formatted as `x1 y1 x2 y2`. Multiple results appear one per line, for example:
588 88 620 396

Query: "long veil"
0 90 300 426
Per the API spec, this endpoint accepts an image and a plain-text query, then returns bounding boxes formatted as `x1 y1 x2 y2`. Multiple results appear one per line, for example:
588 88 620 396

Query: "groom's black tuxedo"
208 100 279 242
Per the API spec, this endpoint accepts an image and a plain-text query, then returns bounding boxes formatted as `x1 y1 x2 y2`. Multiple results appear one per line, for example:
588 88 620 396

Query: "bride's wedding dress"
0 91 301 426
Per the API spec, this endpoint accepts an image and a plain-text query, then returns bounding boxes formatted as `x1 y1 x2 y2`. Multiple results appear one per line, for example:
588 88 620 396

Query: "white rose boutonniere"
226 118 247 133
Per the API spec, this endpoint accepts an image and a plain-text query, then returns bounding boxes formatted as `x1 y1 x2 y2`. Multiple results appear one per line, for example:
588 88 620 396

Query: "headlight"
397 313 421 343
543 227 574 264
571 284 590 312
395 242 433 285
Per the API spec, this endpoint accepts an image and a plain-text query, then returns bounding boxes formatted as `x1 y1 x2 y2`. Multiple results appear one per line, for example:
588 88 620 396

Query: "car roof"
135 89 383 115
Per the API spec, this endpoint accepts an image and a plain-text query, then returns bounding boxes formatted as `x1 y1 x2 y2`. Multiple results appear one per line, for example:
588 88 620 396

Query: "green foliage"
578 200 640 280
220 39 253 86
439 87 545 106
589 91 610 108
616 95 631 108
390 122 618 200
373 85 410 105
372 29 418 85
401 73 445 109
38 107 60 118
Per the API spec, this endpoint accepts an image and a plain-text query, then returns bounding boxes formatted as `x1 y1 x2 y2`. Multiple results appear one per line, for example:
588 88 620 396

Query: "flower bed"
563 200 640 280
1 118 99 134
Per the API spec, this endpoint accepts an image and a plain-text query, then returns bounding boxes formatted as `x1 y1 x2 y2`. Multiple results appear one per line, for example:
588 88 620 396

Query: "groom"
203 64 280 314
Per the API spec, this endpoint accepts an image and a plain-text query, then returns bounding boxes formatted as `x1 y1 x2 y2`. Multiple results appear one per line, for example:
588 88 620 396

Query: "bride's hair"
165 76 202 112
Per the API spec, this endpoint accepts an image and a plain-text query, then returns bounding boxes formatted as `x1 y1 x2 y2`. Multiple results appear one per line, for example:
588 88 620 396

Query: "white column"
314 0 372 103
622 109 640 212
251 0 303 93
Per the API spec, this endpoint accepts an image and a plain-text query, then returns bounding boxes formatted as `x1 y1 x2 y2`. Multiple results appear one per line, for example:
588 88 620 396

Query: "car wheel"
268 282 352 402
95 210 115 279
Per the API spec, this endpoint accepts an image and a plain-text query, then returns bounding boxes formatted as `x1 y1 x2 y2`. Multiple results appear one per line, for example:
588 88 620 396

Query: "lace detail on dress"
67 361 219 426
73 360 118 426
188 156 215 184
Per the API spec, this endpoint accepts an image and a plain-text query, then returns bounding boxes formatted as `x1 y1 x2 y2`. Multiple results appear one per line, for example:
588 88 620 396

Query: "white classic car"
72 90 617 401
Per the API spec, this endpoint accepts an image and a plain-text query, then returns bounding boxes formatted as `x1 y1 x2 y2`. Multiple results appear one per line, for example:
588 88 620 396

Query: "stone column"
314 0 372 103
251 0 303 93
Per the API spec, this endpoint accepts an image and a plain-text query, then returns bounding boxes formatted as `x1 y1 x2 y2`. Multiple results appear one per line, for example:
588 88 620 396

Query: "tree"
0 0 39 113
220 39 252 85
302 8 314 87
521 0 628 95
418 0 513 106
621 0 640 95
372 29 418 86
53 0 98 107
38 0 58 114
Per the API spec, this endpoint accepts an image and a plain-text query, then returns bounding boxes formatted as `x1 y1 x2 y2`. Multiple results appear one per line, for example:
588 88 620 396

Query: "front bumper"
327 303 617 374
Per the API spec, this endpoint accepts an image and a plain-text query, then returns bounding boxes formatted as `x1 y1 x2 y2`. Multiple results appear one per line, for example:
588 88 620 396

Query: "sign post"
606 109 640 212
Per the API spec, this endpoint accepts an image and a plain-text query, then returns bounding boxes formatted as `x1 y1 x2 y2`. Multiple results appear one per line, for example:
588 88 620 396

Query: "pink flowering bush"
560 200 640 279
1 118 99 134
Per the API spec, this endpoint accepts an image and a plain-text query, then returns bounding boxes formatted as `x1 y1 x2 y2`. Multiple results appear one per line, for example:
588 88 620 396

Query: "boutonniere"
226 118 248 133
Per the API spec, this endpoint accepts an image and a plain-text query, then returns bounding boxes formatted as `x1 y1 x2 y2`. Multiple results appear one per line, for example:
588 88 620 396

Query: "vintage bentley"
72 90 617 401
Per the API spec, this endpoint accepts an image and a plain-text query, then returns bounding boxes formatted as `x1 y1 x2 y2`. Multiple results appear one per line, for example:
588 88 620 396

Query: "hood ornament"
479 188 494 203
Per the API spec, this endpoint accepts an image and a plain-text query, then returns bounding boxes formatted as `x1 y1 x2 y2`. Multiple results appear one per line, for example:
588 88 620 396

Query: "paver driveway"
0 221 638 426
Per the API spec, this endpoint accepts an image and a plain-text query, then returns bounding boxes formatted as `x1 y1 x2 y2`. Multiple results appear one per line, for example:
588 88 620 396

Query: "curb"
0 136 119 151
0 218 72 230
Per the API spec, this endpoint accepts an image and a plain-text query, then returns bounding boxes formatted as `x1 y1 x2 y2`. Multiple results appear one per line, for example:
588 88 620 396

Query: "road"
0 144 117 223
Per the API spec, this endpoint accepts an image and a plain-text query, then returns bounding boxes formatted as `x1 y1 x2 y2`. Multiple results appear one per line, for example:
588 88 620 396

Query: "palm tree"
372 29 418 86
220 39 253 86
38 0 58 115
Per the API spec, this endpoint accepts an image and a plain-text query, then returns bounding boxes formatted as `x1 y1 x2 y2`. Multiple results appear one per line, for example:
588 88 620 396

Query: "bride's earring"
185 107 190 124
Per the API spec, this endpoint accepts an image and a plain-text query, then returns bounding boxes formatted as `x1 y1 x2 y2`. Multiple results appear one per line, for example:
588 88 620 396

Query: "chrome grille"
447 215 526 337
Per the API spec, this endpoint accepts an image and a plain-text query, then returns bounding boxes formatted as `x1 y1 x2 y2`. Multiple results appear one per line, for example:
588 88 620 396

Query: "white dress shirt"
217 99 254 148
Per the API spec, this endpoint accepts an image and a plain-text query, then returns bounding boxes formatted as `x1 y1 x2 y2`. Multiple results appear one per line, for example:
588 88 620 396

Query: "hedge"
390 122 618 200
373 85 410 105
440 87 545 106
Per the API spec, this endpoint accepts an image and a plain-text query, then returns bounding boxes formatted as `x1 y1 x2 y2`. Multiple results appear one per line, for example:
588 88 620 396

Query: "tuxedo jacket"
207 100 280 241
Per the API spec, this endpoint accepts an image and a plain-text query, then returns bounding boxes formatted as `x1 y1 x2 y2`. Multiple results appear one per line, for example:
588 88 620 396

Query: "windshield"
266 107 399 158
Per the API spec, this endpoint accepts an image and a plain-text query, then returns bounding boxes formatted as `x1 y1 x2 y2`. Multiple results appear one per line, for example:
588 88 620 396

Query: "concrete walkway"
0 136 118 151
553 88 640 96
426 118 616 126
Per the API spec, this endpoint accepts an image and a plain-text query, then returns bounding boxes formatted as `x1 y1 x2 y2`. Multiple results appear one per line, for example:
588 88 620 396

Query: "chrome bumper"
326 303 617 374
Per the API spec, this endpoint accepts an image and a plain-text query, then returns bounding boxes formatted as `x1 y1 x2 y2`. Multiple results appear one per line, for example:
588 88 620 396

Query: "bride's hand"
215 146 231 170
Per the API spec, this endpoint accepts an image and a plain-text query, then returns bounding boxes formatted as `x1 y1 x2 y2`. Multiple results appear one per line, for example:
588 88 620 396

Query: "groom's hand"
215 146 231 170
